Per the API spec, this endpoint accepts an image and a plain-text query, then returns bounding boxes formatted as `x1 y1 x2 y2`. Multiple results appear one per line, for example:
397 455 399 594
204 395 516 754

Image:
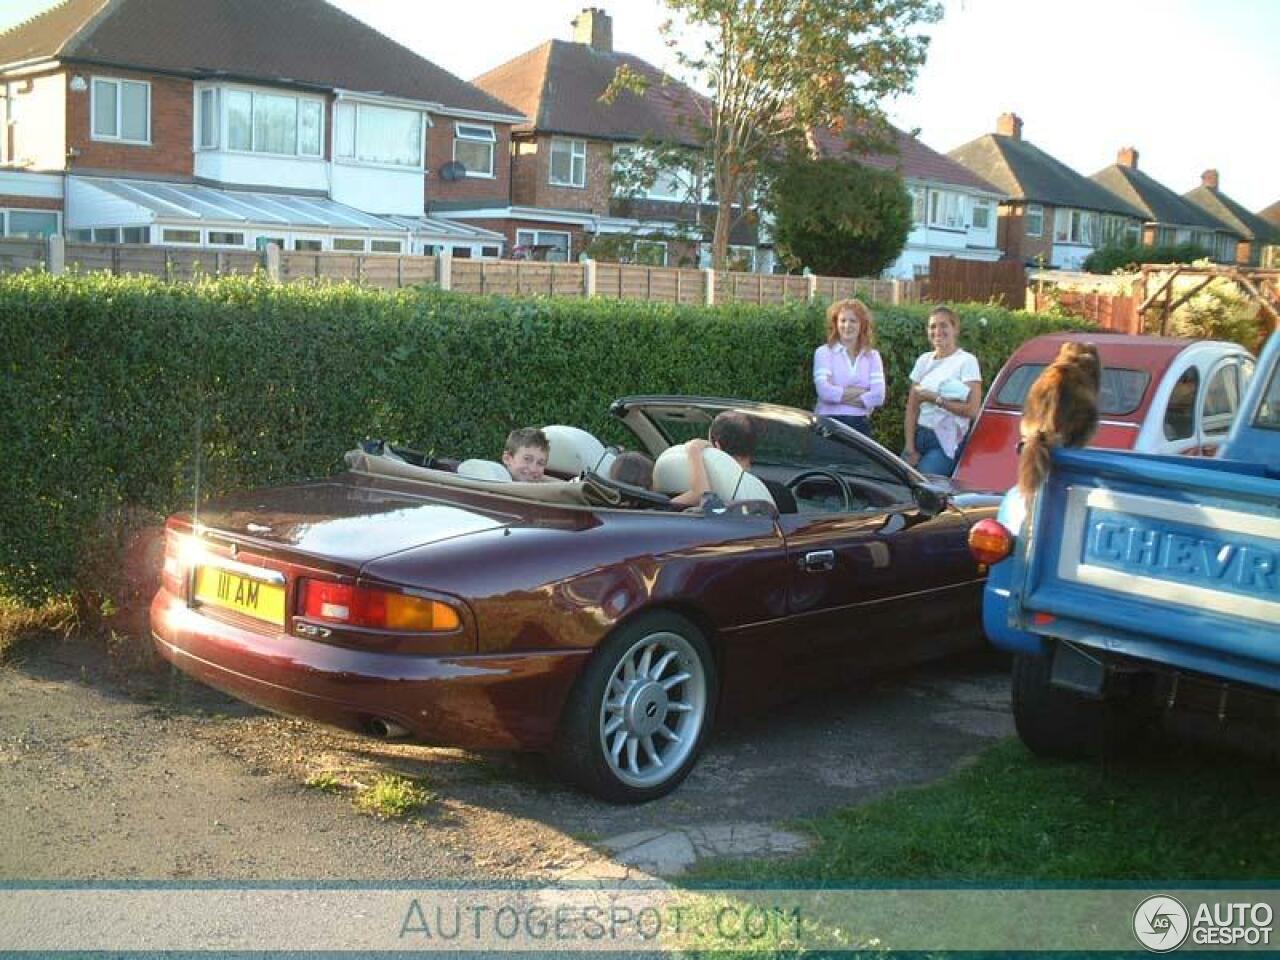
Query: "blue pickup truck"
971 331 1279 758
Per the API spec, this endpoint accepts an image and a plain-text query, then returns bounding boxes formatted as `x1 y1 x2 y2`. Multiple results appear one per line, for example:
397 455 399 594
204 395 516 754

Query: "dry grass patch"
0 598 77 662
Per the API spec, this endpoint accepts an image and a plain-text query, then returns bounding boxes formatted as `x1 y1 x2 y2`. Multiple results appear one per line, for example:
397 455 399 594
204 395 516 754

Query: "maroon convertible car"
152 397 997 802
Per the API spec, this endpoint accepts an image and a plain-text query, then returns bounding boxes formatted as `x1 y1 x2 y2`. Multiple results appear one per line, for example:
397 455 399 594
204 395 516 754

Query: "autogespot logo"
1134 895 1190 952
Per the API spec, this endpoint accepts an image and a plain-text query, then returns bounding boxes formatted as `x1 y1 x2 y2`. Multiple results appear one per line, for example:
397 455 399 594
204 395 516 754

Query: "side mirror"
912 481 949 517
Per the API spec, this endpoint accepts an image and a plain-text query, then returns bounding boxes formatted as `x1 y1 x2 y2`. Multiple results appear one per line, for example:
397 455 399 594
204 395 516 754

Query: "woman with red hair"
812 298 886 436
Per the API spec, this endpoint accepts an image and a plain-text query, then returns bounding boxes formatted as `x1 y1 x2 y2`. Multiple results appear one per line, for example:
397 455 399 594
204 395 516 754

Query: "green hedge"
0 272 1083 602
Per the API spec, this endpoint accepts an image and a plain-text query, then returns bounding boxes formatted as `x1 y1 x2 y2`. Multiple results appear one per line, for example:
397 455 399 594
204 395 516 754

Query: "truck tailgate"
1019 447 1280 689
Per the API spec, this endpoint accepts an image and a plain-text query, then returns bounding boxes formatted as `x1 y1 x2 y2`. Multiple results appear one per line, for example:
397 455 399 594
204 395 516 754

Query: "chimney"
1201 169 1219 191
1117 146 1139 169
996 112 1023 140
572 7 613 52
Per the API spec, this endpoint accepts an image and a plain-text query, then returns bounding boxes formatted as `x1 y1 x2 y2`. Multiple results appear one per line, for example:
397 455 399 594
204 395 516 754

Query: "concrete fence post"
805 272 817 302
46 234 66 275
584 257 597 297
437 250 453 291
704 268 716 306
263 242 281 282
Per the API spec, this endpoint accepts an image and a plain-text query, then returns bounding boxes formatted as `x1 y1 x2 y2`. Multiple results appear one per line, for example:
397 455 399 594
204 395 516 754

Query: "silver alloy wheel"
597 629 708 789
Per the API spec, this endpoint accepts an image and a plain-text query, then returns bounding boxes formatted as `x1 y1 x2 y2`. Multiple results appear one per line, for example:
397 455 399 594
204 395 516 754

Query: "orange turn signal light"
968 517 1014 566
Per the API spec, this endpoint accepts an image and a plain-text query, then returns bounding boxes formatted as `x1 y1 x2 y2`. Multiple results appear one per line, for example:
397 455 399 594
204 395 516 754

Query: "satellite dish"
439 161 467 181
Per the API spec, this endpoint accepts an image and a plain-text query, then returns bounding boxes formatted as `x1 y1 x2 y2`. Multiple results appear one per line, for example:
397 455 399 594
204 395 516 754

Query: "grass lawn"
689 738 1280 885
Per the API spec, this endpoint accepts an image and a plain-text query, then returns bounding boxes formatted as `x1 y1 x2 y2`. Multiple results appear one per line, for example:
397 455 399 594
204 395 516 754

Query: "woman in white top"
903 306 983 476
812 298 886 437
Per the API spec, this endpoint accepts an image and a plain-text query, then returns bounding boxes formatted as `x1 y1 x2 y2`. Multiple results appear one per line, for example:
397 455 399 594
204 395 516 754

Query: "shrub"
1083 242 1212 274
0 272 1082 603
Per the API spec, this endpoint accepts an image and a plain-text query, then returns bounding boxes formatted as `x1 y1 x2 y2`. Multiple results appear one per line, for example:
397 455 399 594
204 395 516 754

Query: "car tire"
554 611 716 803
1011 652 1107 759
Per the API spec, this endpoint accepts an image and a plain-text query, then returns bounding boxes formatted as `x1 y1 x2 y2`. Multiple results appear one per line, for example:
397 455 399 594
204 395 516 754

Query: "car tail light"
161 529 203 597
968 518 1014 566
298 579 461 632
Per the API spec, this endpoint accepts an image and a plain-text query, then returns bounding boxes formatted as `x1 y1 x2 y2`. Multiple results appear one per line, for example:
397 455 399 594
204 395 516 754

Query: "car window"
1200 363 1240 435
1252 361 1280 431
1163 367 1200 441
996 362 1150 415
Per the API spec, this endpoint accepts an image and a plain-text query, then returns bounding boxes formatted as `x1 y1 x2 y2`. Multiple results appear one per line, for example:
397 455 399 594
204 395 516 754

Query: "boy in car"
502 427 551 482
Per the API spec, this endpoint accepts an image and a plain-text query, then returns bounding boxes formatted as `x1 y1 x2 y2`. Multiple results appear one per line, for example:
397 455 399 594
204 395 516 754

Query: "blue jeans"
832 414 871 437
914 426 955 476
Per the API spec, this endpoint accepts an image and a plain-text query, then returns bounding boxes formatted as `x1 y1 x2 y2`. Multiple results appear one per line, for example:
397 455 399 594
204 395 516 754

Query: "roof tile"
0 0 520 117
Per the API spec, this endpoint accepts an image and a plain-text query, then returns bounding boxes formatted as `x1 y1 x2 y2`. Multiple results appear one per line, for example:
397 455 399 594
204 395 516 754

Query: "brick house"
1183 170 1279 267
809 125 1005 279
1089 148 1241 263
948 113 1145 270
0 0 522 256
465 8 764 270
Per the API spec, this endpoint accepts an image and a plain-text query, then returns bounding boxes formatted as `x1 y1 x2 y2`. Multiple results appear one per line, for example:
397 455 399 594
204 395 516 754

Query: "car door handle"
803 549 836 572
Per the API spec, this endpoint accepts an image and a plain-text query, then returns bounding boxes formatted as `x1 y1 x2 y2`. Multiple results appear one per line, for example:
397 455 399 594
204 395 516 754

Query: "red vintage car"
152 397 997 802
953 334 1255 492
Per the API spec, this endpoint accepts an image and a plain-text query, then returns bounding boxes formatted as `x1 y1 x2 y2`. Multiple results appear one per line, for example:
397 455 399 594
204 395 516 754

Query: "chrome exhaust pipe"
369 717 410 739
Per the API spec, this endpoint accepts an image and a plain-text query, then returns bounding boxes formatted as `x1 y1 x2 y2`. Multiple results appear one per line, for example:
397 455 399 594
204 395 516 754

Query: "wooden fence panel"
517 263 553 296
929 256 1025 307
65 244 114 273
5 236 945 309
551 263 586 297
1036 290 1139 333
595 263 622 299
0 239 46 272
360 256 403 288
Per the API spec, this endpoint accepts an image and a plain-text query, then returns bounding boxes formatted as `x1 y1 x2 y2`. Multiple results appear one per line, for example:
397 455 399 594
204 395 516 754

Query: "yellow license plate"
193 566 286 626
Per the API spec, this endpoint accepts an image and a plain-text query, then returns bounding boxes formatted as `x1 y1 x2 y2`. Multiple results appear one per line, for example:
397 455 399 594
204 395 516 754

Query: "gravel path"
0 636 1013 882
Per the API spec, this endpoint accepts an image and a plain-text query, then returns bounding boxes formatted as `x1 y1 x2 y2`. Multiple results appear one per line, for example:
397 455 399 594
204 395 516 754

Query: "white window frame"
221 86 324 159
908 186 926 227
971 199 992 230
334 100 425 170
332 237 366 252
1025 203 1044 238
632 239 668 266
516 228 572 261
0 208 61 238
206 230 246 247
370 238 403 254
727 244 757 272
196 87 219 150
91 77 150 144
549 138 587 188
1054 208 1097 246
161 228 201 246
927 189 964 230
453 122 496 178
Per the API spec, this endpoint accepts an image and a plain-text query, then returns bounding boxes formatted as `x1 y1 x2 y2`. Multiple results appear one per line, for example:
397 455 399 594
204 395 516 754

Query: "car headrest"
544 424 610 476
652 443 772 505
456 458 512 482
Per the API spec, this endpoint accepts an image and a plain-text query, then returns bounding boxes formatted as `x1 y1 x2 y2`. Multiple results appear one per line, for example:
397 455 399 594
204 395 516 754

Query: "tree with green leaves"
766 154 912 277
610 0 940 269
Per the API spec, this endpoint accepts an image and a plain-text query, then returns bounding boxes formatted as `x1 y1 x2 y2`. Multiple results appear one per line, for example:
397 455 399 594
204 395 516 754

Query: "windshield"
994 363 1150 416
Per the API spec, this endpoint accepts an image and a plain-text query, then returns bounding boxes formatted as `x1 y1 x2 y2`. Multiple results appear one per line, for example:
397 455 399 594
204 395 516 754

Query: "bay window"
928 190 964 229
1053 208 1097 245
335 101 424 168
218 87 322 157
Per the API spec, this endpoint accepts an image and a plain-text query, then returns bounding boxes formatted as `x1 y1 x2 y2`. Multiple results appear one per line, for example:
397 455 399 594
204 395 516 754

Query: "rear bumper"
150 588 590 750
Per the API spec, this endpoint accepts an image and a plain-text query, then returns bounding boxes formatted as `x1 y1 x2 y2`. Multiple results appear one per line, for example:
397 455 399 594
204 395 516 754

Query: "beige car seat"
652 443 775 506
456 458 513 482
543 424 616 477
